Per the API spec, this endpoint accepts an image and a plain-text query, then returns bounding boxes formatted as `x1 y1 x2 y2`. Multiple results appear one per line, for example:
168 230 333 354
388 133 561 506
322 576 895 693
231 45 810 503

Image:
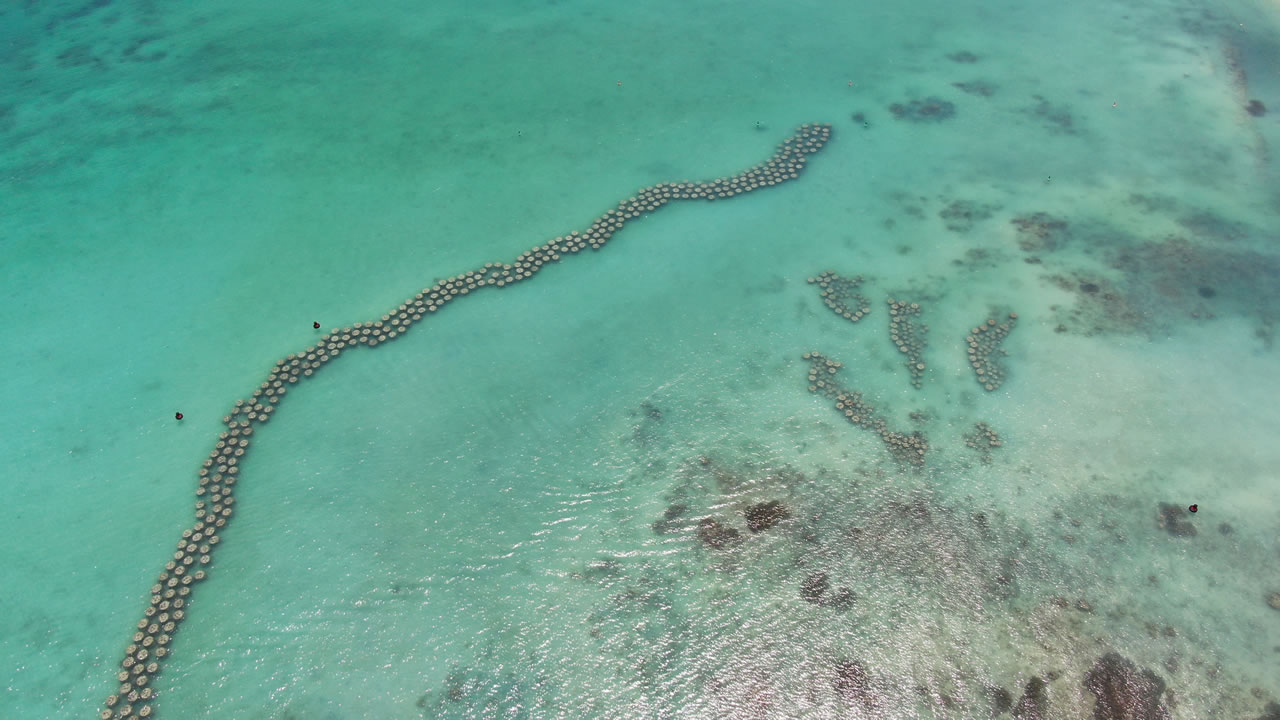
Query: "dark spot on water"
663 503 688 520
1177 210 1250 242
65 0 111 22
1197 286 1216 298
890 497 931 524
948 51 980 63
1128 193 1179 214
56 44 104 69
1080 282 1100 294
825 586 856 611
1218 522 1234 535
1247 99 1267 117
121 34 161 59
953 80 996 97
641 401 663 421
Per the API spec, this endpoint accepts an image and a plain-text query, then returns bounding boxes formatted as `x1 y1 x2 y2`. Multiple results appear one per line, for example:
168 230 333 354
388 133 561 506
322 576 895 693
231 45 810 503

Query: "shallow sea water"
2 0 1279 718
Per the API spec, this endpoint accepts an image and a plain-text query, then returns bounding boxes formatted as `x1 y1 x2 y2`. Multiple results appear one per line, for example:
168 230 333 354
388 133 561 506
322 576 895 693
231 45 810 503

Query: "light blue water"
3 0 1280 718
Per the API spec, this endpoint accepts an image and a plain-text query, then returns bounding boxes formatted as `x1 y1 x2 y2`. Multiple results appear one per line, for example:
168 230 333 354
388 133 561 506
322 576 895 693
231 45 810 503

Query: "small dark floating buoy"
313 321 321 329
1187 504 1198 513
175 412 184 420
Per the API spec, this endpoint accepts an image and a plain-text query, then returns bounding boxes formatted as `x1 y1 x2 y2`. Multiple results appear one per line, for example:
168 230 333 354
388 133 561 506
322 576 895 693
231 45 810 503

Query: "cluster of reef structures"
689 499 792 550
100 124 835 719
804 276 933 390
633 443 1280 717
801 351 929 466
887 298 929 388
802 273 1020 459
806 271 872 323
966 314 1018 391
963 422 1001 450
828 648 1180 718
963 421 1003 463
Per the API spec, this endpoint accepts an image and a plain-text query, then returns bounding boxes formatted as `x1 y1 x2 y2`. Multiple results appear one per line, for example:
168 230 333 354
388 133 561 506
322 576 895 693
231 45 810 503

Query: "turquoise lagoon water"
2 0 1279 718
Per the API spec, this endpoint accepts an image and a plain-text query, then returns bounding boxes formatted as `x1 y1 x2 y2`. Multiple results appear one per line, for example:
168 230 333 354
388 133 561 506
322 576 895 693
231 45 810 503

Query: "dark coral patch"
1011 212 1069 252
1247 99 1267 117
1027 94 1077 134
652 503 690 535
890 497 933 524
696 518 742 548
1177 210 1250 242
948 51 980 63
834 660 879 709
800 571 829 604
1103 235 1280 338
940 199 998 232
744 500 789 532
889 97 956 122
1082 652 1171 720
824 586 856 611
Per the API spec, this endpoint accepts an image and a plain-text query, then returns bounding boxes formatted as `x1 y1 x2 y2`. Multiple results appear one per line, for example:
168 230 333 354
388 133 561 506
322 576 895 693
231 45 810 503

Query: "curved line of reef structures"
887 297 929 389
966 313 1018 391
801 351 929 466
807 270 872 323
98 123 833 719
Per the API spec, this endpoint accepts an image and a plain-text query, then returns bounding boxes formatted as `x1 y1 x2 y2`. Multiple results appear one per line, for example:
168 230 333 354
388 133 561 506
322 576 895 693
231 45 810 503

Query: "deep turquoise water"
2 0 1280 718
